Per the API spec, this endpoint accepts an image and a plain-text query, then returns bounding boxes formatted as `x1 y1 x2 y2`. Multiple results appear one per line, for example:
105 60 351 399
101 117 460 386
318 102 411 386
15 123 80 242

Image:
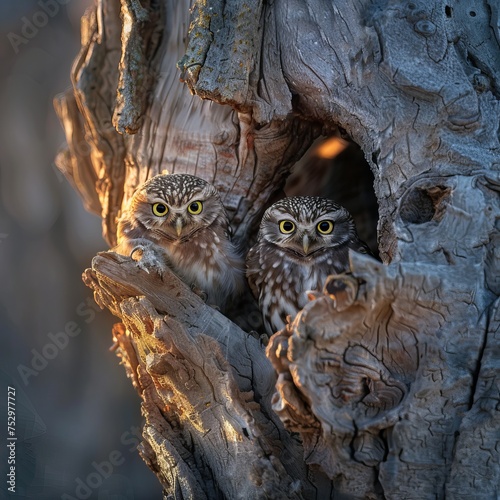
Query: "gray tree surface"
55 0 500 498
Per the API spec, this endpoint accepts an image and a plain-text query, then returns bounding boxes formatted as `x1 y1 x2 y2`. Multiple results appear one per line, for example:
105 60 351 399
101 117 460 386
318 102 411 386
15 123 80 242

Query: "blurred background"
0 1 162 498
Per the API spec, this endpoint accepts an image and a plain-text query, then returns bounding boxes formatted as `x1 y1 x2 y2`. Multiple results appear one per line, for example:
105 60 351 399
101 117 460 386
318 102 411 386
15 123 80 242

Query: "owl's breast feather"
166 227 244 308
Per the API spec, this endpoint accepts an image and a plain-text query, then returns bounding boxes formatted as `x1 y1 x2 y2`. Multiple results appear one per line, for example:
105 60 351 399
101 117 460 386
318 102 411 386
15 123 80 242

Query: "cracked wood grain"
58 0 500 497
55 0 320 248
267 251 499 498
113 0 162 134
83 252 328 498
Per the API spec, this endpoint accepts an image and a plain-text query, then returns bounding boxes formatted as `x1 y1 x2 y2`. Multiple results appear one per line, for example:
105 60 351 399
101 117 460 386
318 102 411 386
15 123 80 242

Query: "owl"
246 196 371 335
115 173 244 310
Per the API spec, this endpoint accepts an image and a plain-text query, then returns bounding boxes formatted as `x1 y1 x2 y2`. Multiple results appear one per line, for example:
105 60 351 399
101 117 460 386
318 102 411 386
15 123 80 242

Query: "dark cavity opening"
445 5 452 17
399 186 450 224
285 137 379 258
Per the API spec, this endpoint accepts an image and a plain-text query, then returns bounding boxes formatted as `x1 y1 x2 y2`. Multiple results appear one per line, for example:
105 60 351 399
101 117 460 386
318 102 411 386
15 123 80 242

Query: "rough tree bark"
55 0 500 498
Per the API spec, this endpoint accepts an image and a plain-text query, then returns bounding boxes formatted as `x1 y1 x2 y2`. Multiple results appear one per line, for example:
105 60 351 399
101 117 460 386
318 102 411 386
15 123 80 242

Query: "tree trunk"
55 0 500 498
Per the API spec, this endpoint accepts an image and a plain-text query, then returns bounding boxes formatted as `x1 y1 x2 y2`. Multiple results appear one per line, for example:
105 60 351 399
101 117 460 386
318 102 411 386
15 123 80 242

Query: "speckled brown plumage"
246 196 371 335
115 173 244 310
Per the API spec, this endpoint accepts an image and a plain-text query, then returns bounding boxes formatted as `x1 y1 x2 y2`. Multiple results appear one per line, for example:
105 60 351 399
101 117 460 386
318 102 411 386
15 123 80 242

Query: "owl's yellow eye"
187 201 203 215
279 220 296 234
317 220 334 234
152 203 168 216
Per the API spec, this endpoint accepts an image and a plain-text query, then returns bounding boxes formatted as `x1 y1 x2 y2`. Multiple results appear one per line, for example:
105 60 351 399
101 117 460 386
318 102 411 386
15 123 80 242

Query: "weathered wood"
268 250 499 497
57 0 500 497
113 0 162 134
83 251 325 498
55 0 321 248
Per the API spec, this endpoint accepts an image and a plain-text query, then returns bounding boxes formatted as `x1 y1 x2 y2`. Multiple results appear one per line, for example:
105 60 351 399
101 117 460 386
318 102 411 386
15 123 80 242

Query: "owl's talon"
130 246 144 261
137 262 151 274
190 284 208 302
130 244 165 277
259 334 270 346
247 330 268 346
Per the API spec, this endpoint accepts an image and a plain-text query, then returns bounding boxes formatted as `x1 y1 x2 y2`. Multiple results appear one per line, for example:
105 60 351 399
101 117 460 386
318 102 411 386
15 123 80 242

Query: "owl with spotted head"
115 173 244 310
246 196 371 335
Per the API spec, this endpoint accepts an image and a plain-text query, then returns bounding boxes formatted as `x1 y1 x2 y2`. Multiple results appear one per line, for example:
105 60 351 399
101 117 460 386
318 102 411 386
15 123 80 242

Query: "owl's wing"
245 244 261 300
349 238 375 259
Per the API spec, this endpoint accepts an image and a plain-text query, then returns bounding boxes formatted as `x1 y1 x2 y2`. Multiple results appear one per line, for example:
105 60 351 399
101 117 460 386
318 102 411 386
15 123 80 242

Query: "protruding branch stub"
178 0 260 108
82 250 321 498
268 256 414 430
179 0 293 123
266 251 487 489
113 0 163 134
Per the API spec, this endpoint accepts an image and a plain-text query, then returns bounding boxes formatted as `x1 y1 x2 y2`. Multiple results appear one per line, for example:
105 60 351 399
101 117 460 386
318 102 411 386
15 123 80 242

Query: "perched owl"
246 196 371 335
115 173 244 310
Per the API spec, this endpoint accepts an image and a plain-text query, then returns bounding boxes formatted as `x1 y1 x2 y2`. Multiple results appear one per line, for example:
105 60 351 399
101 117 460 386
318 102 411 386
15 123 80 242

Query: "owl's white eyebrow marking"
144 173 214 206
263 196 347 224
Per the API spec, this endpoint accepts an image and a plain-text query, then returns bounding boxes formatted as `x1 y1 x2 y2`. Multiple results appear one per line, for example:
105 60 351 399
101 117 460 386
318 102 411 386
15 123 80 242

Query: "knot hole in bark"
399 185 451 224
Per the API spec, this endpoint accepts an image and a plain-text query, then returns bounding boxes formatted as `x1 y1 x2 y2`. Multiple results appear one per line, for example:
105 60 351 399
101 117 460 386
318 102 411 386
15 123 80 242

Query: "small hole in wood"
445 5 452 17
408 2 416 9
400 189 435 224
469 10 476 17
399 186 450 224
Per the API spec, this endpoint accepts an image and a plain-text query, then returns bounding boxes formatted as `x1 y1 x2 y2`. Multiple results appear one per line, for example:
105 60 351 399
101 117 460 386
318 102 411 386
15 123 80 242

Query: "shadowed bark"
56 0 500 497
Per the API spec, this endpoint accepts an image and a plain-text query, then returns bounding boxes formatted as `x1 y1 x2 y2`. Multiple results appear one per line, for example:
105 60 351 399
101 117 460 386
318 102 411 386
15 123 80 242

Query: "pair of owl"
116 174 370 336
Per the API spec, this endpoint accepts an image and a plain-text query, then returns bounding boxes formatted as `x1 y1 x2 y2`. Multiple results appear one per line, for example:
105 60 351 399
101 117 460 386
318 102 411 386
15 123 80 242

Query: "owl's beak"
302 234 310 255
175 217 183 237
